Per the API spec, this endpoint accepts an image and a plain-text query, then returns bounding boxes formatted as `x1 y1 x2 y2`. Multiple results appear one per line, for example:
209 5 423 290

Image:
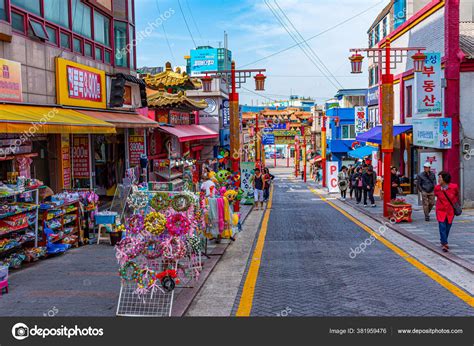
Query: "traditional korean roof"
460 22 474 59
147 85 208 112
144 62 202 90
242 108 312 125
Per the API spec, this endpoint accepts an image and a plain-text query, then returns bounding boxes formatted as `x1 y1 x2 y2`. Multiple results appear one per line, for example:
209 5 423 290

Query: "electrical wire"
240 0 385 68
177 0 197 48
241 87 279 102
185 0 204 45
155 0 176 62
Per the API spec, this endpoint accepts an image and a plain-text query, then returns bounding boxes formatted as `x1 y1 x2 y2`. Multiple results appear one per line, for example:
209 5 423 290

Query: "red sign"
129 135 145 168
61 135 71 189
67 66 103 102
72 136 90 179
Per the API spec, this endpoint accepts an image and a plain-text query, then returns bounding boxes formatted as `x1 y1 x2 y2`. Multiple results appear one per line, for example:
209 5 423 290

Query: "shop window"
128 0 134 23
44 0 70 28
60 32 71 49
129 25 135 69
73 37 83 53
72 0 92 38
342 125 356 140
84 42 93 57
11 12 25 32
113 0 126 19
95 46 103 61
46 26 58 45
406 85 413 118
94 11 110 47
114 21 128 67
11 0 40 16
29 19 49 41
0 0 6 21
104 50 111 64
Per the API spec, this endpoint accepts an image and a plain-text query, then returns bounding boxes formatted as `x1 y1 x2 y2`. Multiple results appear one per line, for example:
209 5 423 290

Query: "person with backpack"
434 171 461 253
416 162 437 221
362 165 376 207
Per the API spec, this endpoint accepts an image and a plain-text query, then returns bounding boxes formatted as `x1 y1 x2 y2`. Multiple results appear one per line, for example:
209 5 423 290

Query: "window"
406 85 413 118
46 26 57 44
382 17 388 37
12 12 25 32
104 50 111 64
114 0 127 19
11 0 40 15
342 125 356 139
29 19 49 40
95 46 102 61
114 21 128 67
73 37 82 53
44 0 70 28
128 0 134 22
0 0 6 21
94 12 110 46
84 42 93 57
60 32 71 49
129 25 135 69
374 24 380 44
72 0 92 38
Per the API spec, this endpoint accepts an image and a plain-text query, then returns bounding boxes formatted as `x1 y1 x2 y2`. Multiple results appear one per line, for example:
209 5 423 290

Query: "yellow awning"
0 105 116 134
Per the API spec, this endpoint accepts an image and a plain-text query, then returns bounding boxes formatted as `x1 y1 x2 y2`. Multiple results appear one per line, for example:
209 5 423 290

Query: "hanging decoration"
144 212 167 236
150 192 171 211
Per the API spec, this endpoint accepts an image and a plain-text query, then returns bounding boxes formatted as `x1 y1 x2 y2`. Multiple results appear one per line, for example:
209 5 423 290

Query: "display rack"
39 200 82 248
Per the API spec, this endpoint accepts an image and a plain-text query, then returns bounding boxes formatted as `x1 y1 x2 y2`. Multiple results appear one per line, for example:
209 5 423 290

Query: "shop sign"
414 52 442 116
129 135 145 168
367 86 379 106
170 111 190 125
262 134 275 145
273 130 299 137
190 48 219 76
326 161 339 193
240 162 255 205
72 136 90 179
413 118 452 149
56 58 106 109
372 151 378 172
61 134 71 189
419 151 443 175
222 99 230 127
0 58 22 102
354 106 367 135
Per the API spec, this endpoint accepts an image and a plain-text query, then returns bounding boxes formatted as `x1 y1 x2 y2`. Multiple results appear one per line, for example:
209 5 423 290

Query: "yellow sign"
56 58 106 109
0 58 22 102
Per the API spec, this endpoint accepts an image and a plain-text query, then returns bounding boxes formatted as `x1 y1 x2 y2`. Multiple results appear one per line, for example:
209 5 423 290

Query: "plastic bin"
95 212 118 225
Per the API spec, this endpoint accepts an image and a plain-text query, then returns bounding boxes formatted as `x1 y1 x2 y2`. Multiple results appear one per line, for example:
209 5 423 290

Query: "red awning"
158 125 219 142
80 110 159 128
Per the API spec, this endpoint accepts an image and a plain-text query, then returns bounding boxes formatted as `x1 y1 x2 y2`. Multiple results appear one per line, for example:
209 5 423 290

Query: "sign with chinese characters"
413 118 452 149
0 58 22 102
240 162 255 205
222 99 230 127
419 151 443 176
128 135 145 168
354 106 367 135
262 134 275 145
61 134 71 189
415 52 442 116
72 135 90 179
326 161 339 193
56 58 106 109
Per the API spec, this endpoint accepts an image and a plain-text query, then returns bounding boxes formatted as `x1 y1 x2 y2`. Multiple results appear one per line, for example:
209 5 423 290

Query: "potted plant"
387 198 412 223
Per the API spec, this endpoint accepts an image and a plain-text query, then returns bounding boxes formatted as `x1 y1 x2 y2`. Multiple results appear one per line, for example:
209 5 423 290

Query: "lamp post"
349 39 426 217
321 113 327 187
301 125 307 182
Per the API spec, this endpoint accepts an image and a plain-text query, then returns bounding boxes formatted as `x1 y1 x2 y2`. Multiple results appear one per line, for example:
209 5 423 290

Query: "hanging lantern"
254 73 266 91
201 75 213 92
335 116 340 127
349 53 364 74
411 51 426 73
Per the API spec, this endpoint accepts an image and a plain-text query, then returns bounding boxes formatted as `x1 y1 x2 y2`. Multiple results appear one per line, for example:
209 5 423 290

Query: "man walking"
416 162 437 221
252 168 266 211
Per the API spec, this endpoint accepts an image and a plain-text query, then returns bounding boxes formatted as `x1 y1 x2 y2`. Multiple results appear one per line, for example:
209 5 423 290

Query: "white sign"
413 117 452 149
372 151 378 172
414 52 442 116
326 161 339 193
419 151 443 176
354 106 367 135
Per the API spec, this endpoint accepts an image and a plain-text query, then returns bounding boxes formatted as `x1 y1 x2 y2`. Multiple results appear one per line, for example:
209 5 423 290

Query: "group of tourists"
338 164 377 207
252 167 275 210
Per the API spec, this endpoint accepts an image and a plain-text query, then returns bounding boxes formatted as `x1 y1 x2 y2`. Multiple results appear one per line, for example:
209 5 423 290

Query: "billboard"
0 58 22 102
190 48 218 76
414 52 442 116
413 118 452 149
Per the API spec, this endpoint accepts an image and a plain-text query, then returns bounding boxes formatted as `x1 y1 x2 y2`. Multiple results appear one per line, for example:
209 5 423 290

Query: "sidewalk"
338 191 474 271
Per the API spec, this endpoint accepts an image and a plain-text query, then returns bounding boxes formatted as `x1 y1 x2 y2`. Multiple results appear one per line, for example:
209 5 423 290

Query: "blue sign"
367 86 379 106
222 99 230 127
263 128 273 133
262 134 275 145
190 48 218 76
413 117 452 149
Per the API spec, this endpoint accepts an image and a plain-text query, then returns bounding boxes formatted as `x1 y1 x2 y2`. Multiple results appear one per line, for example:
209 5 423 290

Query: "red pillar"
444 0 461 186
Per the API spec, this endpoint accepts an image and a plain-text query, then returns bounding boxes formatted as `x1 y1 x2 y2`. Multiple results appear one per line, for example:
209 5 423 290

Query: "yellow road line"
236 186 274 316
309 187 474 308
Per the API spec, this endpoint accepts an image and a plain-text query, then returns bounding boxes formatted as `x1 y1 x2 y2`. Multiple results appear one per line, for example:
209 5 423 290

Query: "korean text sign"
414 52 442 116
413 117 452 149
0 58 22 102
354 106 367 135
72 135 90 179
128 135 145 168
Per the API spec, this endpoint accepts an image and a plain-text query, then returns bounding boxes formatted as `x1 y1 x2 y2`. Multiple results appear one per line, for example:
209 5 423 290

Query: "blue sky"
135 0 386 105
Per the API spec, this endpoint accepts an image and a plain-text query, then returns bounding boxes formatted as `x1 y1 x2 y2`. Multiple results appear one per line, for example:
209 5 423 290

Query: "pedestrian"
200 173 216 197
263 167 275 201
434 171 460 252
252 168 266 211
362 165 376 207
338 166 349 200
348 166 356 199
391 166 400 200
353 167 363 204
416 162 437 221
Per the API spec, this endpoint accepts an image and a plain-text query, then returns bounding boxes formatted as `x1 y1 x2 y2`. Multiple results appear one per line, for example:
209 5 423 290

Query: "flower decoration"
171 193 193 212
162 236 187 260
143 240 162 259
115 237 145 265
126 215 144 235
150 192 171 211
144 212 167 236
166 213 191 236
186 234 202 254
127 189 149 211
119 261 139 281
136 268 157 290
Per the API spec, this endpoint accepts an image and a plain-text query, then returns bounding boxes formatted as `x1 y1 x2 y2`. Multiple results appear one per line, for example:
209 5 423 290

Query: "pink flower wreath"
166 213 191 236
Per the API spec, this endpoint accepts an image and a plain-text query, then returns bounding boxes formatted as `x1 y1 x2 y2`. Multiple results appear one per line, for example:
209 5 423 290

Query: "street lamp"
201 75 213 92
254 73 267 91
349 38 425 217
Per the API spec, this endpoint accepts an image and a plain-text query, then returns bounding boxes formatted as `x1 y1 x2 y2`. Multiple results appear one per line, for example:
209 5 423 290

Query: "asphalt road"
241 170 474 317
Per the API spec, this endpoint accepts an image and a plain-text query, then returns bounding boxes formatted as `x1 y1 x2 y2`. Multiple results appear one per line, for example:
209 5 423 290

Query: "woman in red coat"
434 171 460 252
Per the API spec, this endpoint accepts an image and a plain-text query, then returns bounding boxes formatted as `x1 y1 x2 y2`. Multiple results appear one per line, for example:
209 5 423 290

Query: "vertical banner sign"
128 135 145 168
61 135 71 189
419 151 443 175
415 52 442 116
0 58 23 102
72 136 90 179
381 83 394 150
354 106 367 135
326 161 339 193
240 162 255 205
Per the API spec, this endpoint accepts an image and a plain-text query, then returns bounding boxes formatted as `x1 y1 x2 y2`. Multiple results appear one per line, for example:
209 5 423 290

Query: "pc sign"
326 161 339 193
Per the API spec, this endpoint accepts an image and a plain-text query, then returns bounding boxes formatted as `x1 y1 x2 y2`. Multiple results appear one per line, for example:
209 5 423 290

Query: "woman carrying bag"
338 166 349 200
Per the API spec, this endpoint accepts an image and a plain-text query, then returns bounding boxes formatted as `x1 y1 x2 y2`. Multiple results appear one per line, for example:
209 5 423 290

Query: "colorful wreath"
166 213 191 236
186 234 202 254
115 237 145 264
143 240 162 260
171 193 194 212
144 212 167 236
119 261 139 281
150 192 171 211
127 190 149 211
126 214 144 235
136 268 157 290
162 236 187 260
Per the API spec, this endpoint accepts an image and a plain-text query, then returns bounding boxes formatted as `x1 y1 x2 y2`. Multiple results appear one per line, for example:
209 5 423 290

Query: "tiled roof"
144 62 202 90
460 22 474 59
147 87 208 111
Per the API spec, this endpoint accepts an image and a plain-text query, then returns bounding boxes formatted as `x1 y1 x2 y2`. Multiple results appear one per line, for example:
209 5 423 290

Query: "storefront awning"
0 105 116 134
80 110 159 128
157 125 218 142
356 125 412 144
348 145 378 159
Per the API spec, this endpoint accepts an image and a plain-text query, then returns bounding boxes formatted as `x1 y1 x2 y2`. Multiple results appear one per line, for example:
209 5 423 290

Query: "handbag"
442 190 462 216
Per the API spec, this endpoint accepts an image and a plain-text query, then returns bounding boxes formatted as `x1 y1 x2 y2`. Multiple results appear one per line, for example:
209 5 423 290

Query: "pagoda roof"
147 86 208 112
144 62 202 90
